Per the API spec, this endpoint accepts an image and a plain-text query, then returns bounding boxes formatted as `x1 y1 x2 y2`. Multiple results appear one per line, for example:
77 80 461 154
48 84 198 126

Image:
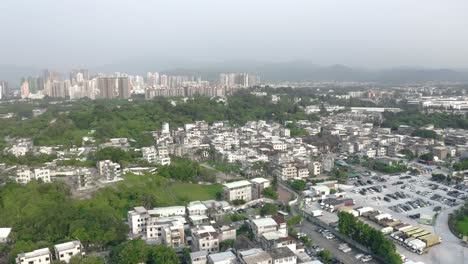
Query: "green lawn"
456 216 468 236
170 183 222 203
120 173 222 206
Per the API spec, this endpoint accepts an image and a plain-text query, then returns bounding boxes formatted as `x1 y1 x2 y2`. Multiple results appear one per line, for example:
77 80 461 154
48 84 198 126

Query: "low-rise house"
16 167 51 184
268 247 297 264
151 206 186 217
147 219 185 248
216 224 237 242
0 228 12 243
240 250 272 264
250 218 279 239
54 240 84 263
207 251 236 264
190 250 208 264
16 248 52 264
191 225 220 253
187 201 209 216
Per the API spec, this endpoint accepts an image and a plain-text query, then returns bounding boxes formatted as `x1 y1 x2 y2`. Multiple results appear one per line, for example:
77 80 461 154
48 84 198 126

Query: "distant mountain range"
2 61 468 87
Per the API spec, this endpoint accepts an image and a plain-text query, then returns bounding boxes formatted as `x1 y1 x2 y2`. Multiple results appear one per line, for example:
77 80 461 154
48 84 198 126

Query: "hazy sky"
1 0 468 69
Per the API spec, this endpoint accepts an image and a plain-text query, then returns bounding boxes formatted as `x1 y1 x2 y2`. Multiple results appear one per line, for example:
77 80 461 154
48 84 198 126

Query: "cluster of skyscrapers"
15 70 259 100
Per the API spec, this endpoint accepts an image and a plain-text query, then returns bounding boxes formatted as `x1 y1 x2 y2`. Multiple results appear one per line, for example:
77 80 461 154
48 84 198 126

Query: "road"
428 207 468 264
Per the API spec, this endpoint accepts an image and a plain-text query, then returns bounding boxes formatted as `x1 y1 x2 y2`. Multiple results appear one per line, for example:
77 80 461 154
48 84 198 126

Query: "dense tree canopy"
338 212 402 264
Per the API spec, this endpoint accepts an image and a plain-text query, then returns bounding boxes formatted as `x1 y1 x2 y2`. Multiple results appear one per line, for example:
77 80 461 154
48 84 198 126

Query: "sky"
1 0 468 70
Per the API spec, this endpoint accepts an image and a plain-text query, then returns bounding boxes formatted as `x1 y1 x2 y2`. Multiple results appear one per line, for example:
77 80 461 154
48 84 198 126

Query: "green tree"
419 152 434 161
219 239 235 251
147 245 179 264
109 240 149 264
261 203 279 216
69 256 104 264
262 187 279 199
287 215 302 227
318 250 333 264
290 179 306 191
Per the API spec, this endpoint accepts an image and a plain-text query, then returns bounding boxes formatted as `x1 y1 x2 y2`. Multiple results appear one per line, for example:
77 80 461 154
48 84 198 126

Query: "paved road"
300 220 379 264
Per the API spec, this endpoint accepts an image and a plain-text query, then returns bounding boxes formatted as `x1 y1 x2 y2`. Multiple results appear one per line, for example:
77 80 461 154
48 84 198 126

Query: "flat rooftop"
223 180 252 189
252 217 277 227
18 248 50 259
55 240 81 251
0 228 12 239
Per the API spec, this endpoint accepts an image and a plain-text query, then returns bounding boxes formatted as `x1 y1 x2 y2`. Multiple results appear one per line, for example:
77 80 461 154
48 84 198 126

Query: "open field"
170 183 222 202
121 173 222 206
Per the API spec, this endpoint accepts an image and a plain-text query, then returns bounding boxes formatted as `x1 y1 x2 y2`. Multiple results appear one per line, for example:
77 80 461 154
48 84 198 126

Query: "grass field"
170 183 222 203
121 173 222 206
456 216 468 236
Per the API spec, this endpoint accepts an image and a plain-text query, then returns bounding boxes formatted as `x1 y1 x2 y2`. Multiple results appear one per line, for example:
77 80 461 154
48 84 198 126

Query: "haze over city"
1 0 468 70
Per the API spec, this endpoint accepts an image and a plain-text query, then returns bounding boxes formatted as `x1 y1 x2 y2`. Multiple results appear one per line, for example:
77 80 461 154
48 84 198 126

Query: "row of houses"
15 240 84 264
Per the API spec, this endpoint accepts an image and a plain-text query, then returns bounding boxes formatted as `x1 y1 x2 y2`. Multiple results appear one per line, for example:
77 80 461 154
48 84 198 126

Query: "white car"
361 255 373 262
341 247 352 253
355 253 364 260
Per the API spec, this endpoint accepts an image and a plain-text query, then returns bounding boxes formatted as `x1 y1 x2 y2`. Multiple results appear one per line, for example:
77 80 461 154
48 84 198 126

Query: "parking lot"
298 220 379 264
345 170 468 264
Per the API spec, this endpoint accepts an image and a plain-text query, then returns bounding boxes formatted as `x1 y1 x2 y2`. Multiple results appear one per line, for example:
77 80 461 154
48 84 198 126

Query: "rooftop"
18 248 50 259
252 217 278 227
55 240 81 251
268 247 296 260
208 251 236 262
223 180 252 189
0 228 12 239
189 250 208 260
242 251 272 264
250 177 270 184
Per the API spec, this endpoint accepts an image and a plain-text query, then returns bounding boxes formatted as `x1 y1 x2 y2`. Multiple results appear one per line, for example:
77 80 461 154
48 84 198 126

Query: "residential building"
190 250 208 264
54 241 84 263
268 247 297 264
0 228 12 243
223 180 253 202
75 168 92 189
250 178 271 199
16 167 51 184
207 251 237 264
151 206 186 217
97 160 121 181
16 248 52 264
311 161 321 176
275 163 297 180
297 165 310 179
187 201 209 216
241 250 272 264
433 146 448 160
147 219 185 248
250 218 279 238
142 146 158 163
191 225 220 253
128 206 150 235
